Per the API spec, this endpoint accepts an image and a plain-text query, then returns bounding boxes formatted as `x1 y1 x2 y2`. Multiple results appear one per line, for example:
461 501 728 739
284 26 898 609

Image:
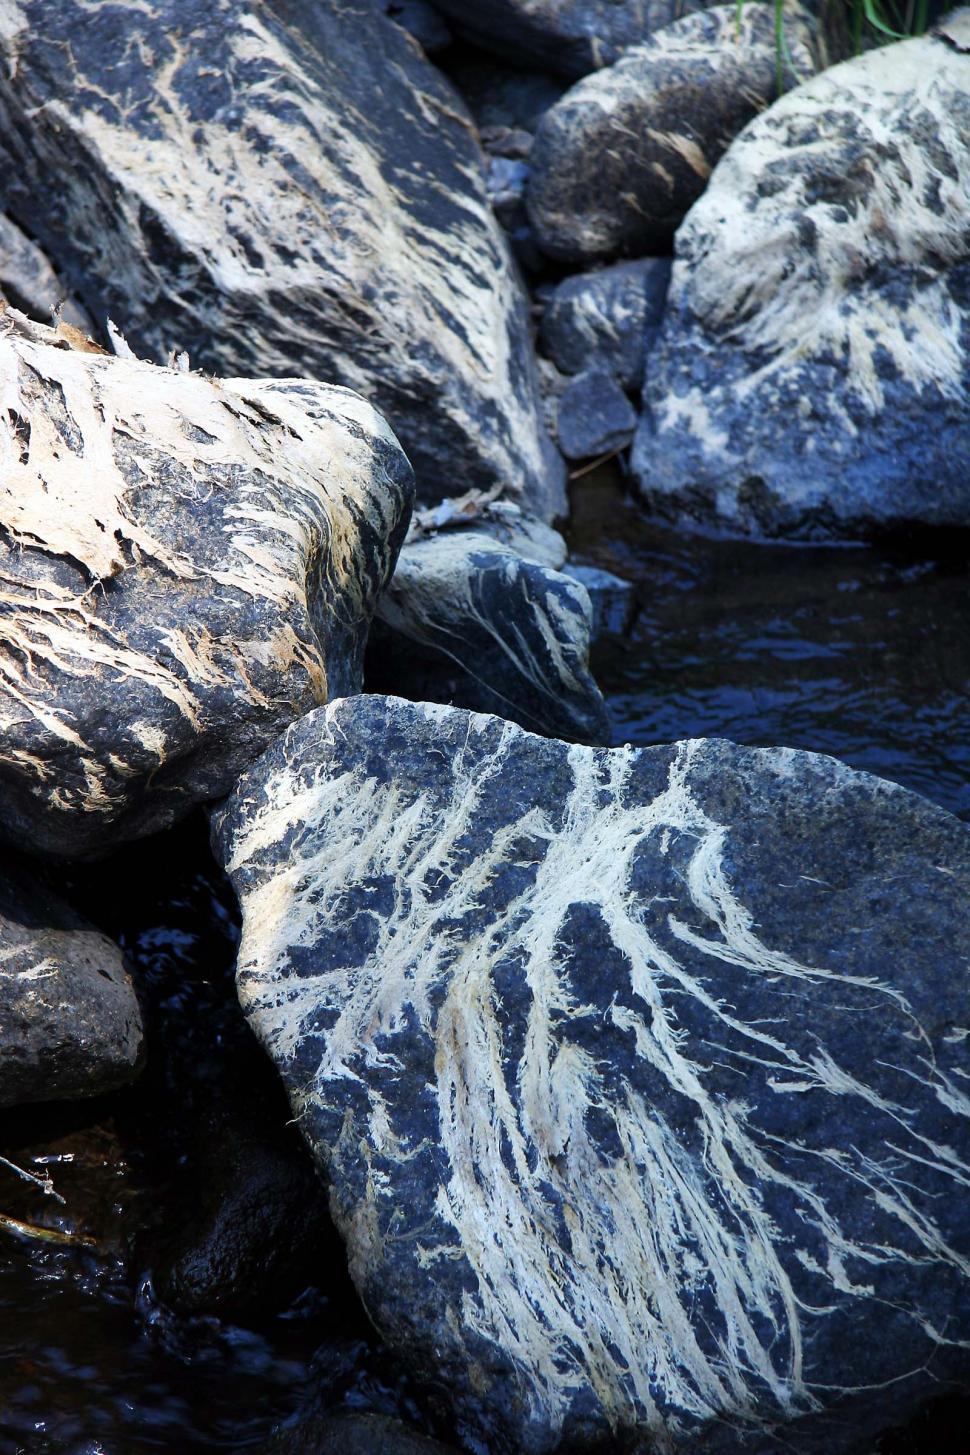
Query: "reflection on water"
570 467 970 820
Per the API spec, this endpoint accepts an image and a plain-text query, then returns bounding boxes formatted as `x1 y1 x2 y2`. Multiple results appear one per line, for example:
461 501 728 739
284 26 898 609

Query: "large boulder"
0 310 412 858
213 696 970 1455
0 856 144 1107
527 4 830 262
428 0 718 79
0 0 564 519
632 17 970 538
366 505 610 744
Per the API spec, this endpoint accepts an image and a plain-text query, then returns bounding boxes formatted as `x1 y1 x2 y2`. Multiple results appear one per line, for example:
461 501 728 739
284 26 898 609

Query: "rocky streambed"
1 2 969 1453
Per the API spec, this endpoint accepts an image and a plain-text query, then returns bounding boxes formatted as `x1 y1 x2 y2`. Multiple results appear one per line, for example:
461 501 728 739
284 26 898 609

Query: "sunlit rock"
213 695 970 1454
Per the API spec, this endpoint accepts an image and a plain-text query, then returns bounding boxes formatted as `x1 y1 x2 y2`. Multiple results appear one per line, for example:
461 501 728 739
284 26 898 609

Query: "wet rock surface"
213 694 970 1454
632 18 970 538
0 310 412 859
0 0 564 517
367 511 609 744
527 4 828 262
539 258 672 392
0 857 143 1108
429 0 717 78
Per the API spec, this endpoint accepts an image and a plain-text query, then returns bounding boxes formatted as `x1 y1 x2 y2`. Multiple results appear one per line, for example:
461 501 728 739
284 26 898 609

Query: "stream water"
1 468 968 1453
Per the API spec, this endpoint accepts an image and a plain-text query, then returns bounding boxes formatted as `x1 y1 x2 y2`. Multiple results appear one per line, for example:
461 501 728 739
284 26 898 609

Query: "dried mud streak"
220 702 970 1447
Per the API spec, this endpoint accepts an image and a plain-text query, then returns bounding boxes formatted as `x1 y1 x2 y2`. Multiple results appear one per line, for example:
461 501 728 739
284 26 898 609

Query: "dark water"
1 471 968 1454
571 467 970 821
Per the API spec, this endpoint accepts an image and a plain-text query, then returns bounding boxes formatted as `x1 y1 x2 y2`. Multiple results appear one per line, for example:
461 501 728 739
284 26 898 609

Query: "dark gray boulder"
0 0 564 519
0 856 144 1107
0 215 93 334
539 258 672 392
561 562 636 639
366 506 610 744
383 0 452 52
556 367 638 459
0 310 412 859
258 1413 459 1455
429 0 718 78
632 18 970 539
213 695 970 1455
527 4 829 262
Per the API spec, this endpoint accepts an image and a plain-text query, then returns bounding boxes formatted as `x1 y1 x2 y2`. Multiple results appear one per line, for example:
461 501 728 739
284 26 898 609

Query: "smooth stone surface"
561 562 636 638
632 18 970 539
213 696 970 1454
429 0 717 78
556 368 637 459
367 515 609 744
0 0 564 518
0 311 412 858
539 258 672 391
0 216 92 333
527 4 827 262
0 857 144 1107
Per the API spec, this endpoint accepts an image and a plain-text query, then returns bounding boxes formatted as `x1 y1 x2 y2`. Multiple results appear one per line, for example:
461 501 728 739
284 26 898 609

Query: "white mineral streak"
226 708 970 1446
377 531 594 714
0 312 402 808
674 27 970 418
0 2 547 500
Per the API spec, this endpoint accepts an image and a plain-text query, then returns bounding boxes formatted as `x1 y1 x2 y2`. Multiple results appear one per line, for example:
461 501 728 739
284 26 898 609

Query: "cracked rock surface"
0 311 412 858
213 694 970 1455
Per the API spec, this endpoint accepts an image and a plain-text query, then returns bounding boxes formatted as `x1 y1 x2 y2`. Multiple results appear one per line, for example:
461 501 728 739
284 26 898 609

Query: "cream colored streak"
228 712 969 1443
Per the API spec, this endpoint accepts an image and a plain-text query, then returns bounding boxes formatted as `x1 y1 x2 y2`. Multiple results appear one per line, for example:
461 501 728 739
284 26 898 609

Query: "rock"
366 508 610 744
0 310 412 859
0 856 144 1107
556 368 637 459
259 1412 459 1455
213 696 970 1454
447 62 564 135
632 17 970 539
0 215 93 334
0 0 564 520
539 258 672 392
527 4 829 262
153 1076 332 1318
561 562 636 639
383 0 452 52
429 0 718 79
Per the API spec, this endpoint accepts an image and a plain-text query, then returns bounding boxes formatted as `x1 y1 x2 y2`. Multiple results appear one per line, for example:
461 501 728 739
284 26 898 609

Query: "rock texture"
367 507 609 744
527 4 828 262
539 258 672 392
0 0 564 519
429 0 718 78
0 310 412 859
214 696 970 1455
632 17 970 538
0 856 144 1106
556 368 637 459
0 214 92 334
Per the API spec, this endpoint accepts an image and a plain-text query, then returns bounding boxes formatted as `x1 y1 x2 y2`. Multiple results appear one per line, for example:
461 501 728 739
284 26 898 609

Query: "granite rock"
213 695 970 1454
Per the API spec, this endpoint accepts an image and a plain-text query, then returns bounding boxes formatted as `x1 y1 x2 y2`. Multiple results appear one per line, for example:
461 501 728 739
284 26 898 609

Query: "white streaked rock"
632 16 970 537
213 695 970 1454
0 0 564 518
0 310 412 858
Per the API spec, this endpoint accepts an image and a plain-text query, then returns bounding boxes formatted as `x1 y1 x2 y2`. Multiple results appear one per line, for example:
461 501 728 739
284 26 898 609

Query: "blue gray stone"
539 258 672 391
556 368 637 460
212 695 970 1454
561 562 636 639
632 20 970 539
